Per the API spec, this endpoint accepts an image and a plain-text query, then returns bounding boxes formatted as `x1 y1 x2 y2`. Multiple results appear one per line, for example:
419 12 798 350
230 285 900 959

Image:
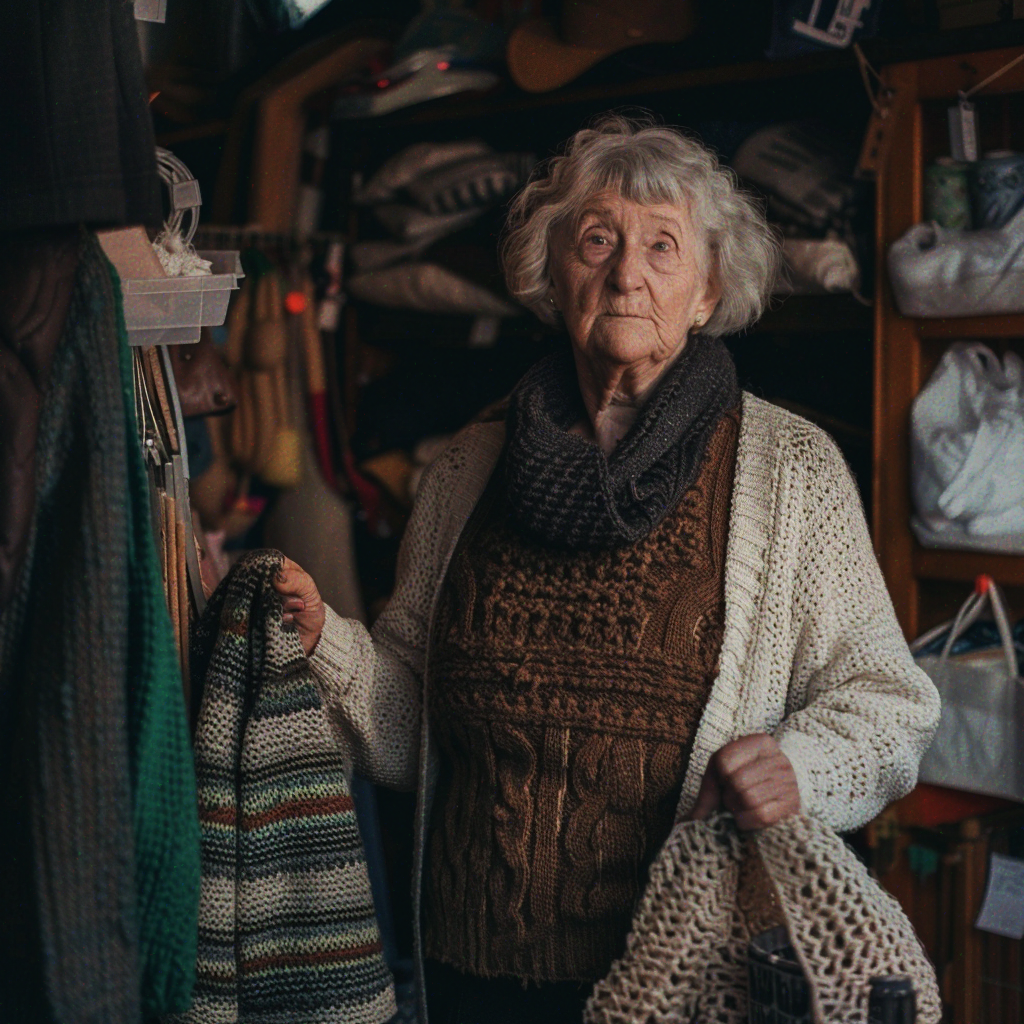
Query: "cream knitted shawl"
585 812 941 1023
309 394 942 1022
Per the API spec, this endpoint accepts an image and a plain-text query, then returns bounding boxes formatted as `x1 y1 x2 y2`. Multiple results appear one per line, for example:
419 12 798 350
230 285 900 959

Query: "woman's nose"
607 243 645 293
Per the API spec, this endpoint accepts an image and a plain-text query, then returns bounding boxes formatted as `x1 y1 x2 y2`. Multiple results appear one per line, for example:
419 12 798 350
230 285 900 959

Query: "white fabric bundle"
911 342 1024 550
152 227 212 278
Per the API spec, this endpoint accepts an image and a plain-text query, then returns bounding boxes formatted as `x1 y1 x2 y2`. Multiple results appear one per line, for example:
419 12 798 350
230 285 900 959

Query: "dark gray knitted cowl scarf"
504 335 739 550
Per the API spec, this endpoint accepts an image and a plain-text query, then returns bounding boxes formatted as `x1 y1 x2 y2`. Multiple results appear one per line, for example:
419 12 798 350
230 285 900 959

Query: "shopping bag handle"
911 575 1019 680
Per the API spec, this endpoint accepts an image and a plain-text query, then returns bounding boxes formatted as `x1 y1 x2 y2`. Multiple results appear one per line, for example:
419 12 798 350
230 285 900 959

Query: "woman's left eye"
652 241 671 252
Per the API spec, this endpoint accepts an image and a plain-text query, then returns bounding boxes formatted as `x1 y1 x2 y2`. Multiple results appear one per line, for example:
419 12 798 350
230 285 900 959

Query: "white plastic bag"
911 343 1024 550
912 578 1024 801
888 205 1024 317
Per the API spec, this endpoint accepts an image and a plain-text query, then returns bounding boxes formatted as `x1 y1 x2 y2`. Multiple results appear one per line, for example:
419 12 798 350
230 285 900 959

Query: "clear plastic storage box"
123 250 244 346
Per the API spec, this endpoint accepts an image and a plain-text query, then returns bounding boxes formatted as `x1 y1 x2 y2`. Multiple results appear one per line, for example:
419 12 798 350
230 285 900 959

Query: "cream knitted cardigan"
309 394 941 1016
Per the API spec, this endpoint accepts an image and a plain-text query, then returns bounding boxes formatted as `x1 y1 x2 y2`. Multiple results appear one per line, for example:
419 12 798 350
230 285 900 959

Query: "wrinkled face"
549 192 720 371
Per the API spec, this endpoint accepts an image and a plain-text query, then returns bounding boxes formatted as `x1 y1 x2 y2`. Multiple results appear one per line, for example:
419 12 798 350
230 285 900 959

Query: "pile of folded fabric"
347 141 535 320
333 6 505 120
730 120 868 298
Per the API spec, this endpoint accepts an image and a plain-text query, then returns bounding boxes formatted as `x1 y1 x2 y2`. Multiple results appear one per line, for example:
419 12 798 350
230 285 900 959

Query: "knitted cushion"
584 814 941 1024
180 549 395 1024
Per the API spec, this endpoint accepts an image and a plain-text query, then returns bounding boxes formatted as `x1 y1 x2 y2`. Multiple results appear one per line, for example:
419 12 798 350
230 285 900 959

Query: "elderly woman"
275 116 939 1023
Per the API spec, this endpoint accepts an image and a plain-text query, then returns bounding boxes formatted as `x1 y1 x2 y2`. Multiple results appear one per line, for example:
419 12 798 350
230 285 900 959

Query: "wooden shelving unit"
754 294 872 335
388 50 857 125
873 45 1024 641
916 313 1024 339
873 45 1024 1024
913 546 1024 586
364 19 1024 128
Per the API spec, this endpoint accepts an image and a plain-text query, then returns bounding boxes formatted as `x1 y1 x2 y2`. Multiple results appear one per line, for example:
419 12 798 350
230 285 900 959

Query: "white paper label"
317 296 343 332
948 101 978 162
975 853 1024 940
791 0 873 48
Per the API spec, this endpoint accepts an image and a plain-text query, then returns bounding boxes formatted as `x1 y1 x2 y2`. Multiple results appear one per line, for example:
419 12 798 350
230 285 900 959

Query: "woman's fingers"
281 596 304 625
705 733 801 830
270 557 325 656
731 797 796 832
687 761 722 821
712 733 776 778
274 562 314 599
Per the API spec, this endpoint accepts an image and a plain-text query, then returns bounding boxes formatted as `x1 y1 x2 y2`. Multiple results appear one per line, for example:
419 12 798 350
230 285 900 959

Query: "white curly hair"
501 114 780 338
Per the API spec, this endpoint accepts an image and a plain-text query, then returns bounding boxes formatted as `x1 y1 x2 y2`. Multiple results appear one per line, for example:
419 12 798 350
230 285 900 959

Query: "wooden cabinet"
873 46 1024 639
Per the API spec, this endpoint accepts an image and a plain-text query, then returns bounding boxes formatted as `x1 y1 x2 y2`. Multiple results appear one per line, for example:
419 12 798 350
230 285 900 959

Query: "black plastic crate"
748 926 812 1024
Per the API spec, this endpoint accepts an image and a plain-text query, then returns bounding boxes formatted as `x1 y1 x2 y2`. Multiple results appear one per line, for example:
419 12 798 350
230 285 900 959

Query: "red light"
376 78 390 88
436 61 450 70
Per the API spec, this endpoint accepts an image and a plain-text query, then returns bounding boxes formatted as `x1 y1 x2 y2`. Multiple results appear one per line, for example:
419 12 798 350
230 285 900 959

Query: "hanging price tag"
948 99 978 162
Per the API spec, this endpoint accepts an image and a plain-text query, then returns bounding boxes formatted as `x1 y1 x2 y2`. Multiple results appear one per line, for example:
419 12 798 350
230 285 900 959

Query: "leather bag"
169 329 237 418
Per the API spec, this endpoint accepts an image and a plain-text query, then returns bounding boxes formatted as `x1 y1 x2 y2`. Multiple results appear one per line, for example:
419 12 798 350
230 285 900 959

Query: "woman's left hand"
271 556 325 657
687 733 801 830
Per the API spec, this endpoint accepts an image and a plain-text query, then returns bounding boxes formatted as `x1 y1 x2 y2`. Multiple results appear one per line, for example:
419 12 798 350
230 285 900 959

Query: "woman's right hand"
687 733 801 831
272 556 326 656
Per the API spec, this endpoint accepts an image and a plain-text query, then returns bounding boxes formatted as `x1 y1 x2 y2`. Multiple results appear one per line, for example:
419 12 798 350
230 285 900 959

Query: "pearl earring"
694 314 704 326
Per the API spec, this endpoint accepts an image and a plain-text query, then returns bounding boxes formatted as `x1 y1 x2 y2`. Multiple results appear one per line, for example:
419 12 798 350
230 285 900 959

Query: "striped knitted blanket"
178 549 395 1023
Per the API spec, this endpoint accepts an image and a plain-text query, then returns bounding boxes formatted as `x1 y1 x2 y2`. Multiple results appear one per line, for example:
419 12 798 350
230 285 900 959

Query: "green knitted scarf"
0 230 199 1021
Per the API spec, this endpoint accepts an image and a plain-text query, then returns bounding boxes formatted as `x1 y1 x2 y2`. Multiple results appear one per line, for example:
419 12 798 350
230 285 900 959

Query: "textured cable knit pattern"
505 337 739 549
179 549 395 1024
308 394 941 1022
583 813 942 1024
423 412 737 982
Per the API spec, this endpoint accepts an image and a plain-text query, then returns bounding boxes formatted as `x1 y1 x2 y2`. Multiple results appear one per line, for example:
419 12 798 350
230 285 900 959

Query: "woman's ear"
696 271 722 325
540 282 562 324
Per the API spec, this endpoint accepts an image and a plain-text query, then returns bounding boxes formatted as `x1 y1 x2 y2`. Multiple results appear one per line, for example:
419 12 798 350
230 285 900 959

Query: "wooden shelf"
913 545 1024 586
382 51 858 126
370 26 1024 128
917 314 1024 339
754 294 873 334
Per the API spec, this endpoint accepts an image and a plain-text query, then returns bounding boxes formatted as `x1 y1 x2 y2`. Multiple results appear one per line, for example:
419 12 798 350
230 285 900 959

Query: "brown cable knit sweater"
424 409 740 983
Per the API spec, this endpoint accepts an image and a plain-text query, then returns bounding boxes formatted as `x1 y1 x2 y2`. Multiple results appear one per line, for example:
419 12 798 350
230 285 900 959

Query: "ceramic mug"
969 151 1024 230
